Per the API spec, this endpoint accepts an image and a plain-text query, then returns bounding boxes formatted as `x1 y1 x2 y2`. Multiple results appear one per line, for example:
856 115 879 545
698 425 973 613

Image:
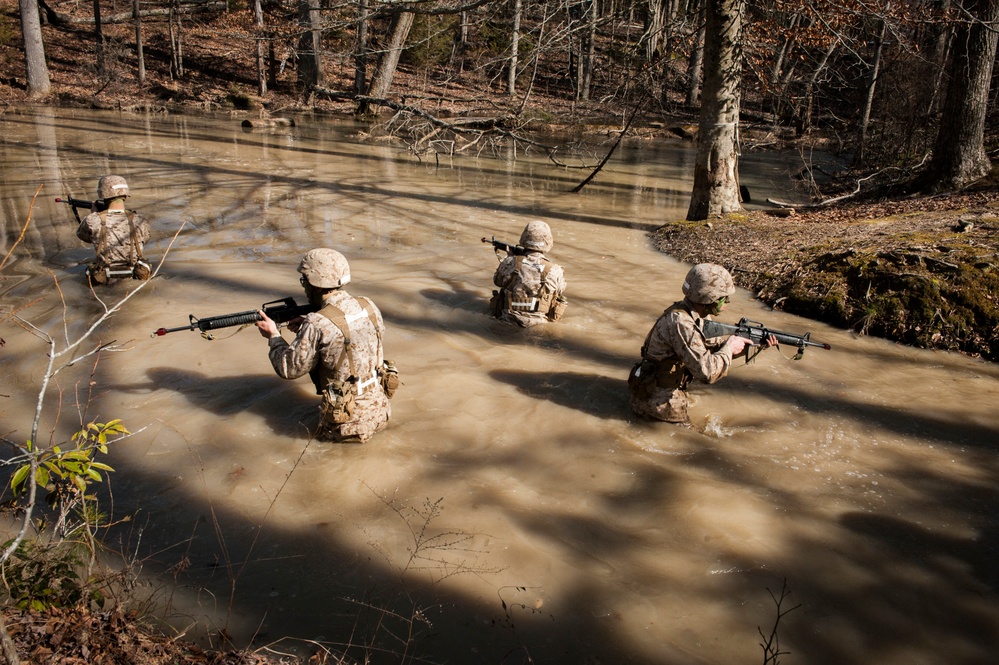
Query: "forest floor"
2 2 999 662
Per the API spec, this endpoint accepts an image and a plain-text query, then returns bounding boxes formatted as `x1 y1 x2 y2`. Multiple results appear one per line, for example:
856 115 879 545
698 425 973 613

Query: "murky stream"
2 108 998 665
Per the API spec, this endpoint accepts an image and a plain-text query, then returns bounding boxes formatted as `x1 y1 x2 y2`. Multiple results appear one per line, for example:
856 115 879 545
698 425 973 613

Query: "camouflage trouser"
629 385 690 424
628 359 691 424
315 391 391 443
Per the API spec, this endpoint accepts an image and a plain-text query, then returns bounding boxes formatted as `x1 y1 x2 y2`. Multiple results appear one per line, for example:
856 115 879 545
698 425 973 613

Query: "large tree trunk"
686 0 743 221
923 0 999 192
18 0 51 97
366 10 415 100
297 0 324 92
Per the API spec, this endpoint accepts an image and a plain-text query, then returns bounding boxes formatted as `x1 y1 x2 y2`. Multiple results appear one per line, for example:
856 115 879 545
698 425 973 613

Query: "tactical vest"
502 255 560 317
88 210 150 282
632 301 697 393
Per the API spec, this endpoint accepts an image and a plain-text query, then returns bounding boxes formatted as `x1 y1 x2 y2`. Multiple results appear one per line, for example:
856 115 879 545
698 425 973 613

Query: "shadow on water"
117 368 318 432
715 375 999 449
489 369 631 421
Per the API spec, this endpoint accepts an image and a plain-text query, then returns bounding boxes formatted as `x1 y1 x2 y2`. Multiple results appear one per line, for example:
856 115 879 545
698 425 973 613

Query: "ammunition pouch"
321 379 357 424
379 359 400 399
547 295 568 322
86 259 151 284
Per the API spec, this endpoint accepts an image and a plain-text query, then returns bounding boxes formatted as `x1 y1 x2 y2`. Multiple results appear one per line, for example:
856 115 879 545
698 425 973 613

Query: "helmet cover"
682 263 734 304
298 248 351 289
97 175 129 200
519 221 553 253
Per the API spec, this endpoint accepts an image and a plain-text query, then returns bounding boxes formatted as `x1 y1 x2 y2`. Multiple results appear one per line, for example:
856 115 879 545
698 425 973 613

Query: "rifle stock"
702 317 831 355
481 236 528 256
151 297 319 338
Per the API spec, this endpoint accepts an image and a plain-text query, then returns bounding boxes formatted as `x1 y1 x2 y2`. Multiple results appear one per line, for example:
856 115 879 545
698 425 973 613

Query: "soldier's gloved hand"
256 311 280 339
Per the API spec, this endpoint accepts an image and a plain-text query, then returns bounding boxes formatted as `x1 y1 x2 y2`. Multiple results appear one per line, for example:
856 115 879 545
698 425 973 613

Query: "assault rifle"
481 236 528 256
55 196 109 223
151 297 319 338
702 317 831 359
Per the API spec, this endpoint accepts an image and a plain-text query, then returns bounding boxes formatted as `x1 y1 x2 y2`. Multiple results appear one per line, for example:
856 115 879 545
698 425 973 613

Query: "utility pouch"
628 359 658 398
132 260 152 281
489 290 504 318
86 261 109 285
656 359 690 391
379 359 400 399
547 295 568 322
321 379 357 424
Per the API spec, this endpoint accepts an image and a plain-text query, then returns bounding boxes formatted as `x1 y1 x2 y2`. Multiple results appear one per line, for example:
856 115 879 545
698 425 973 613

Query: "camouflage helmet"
682 263 735 304
519 221 553 253
298 248 351 289
97 175 129 200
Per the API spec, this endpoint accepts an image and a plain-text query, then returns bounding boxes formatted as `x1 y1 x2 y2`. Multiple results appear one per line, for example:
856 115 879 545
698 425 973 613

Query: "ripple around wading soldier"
62 175 152 286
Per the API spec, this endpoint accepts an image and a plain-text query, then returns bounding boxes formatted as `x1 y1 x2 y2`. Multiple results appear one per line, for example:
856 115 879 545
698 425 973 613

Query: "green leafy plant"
10 421 122 537
0 539 105 611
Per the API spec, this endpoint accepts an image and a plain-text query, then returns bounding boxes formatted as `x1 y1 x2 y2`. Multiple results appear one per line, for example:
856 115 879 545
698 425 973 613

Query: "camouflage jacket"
77 209 151 265
642 299 733 384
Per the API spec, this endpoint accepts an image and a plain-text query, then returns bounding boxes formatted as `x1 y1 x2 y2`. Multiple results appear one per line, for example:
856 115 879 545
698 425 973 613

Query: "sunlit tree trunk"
923 0 999 191
508 0 522 96
18 0 51 97
581 0 596 101
686 0 743 220
297 0 324 91
367 10 414 100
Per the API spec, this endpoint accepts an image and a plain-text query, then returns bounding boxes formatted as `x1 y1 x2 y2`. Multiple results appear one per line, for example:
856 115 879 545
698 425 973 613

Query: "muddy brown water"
2 108 999 664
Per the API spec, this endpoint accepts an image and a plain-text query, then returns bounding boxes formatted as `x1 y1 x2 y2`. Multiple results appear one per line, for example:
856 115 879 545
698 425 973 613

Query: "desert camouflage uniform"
267 289 390 442
492 251 567 327
77 209 151 266
629 300 734 423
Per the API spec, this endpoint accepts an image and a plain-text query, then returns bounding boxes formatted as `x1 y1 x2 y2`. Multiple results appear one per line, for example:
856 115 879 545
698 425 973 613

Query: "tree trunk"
366 10 414 100
93 0 105 76
254 0 266 96
297 0 324 92
643 0 663 61
796 38 837 137
686 0 705 107
581 0 596 101
923 0 999 192
686 0 743 220
508 0 522 96
133 0 145 83
354 0 368 95
854 19 886 166
18 0 51 97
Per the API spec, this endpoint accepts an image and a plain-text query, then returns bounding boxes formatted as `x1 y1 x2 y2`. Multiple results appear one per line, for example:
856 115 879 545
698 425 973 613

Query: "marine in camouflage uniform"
628 263 774 425
491 221 568 327
256 248 392 443
76 175 151 283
